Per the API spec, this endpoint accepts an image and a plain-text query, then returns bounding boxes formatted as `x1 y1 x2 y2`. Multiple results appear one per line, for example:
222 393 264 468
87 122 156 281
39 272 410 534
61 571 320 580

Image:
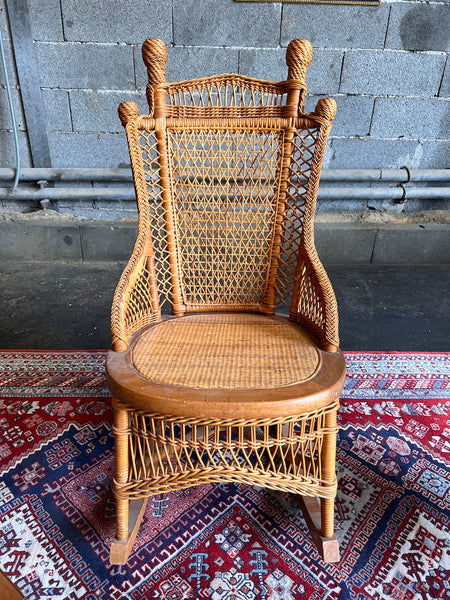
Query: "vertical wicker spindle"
113 403 130 541
261 40 312 313
142 38 185 315
320 406 338 538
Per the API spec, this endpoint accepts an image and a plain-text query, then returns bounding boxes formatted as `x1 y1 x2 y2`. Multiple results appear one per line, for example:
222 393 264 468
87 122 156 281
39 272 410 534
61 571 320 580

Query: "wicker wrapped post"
106 38 345 565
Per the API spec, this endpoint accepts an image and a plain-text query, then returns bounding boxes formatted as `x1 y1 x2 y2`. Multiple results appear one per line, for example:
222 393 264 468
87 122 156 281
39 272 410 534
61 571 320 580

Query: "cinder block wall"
0 0 449 170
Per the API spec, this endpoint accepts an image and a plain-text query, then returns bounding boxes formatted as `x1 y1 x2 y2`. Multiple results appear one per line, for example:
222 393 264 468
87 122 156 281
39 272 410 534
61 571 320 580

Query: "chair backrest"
117 38 336 328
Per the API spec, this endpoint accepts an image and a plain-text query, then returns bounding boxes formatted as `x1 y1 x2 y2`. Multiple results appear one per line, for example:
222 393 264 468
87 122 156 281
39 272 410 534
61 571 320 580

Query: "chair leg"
320 497 335 538
297 404 340 563
110 402 149 564
110 497 149 564
297 495 340 563
321 406 338 536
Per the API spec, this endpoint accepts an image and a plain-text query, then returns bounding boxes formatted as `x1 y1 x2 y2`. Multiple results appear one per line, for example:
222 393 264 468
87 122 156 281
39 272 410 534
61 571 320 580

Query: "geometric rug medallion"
0 351 449 599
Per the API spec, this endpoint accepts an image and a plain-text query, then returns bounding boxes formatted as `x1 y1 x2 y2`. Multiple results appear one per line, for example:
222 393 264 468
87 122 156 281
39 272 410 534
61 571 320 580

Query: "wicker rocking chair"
106 38 346 565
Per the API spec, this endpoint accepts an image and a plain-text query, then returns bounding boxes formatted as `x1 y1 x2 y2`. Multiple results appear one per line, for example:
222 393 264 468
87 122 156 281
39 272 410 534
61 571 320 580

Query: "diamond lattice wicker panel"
134 122 322 314
277 126 319 308
168 127 284 307
139 129 173 314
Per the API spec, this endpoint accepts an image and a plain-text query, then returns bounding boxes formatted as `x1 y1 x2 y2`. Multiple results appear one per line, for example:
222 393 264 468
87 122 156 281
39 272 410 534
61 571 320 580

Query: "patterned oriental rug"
0 351 449 600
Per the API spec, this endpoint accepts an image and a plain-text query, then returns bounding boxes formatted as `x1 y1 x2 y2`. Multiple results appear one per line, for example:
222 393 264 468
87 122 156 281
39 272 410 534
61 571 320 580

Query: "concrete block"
321 141 334 170
238 48 286 81
0 221 82 260
0 131 32 169
306 95 374 137
340 50 446 97
34 42 135 89
53 202 137 221
372 224 450 264
371 98 450 140
281 4 390 49
317 199 369 214
61 0 172 44
385 4 450 52
133 45 147 90
91 207 138 221
48 132 130 168
327 138 422 169
239 48 342 94
0 87 26 131
173 0 281 47
70 90 145 133
93 198 137 214
167 47 239 82
53 205 103 219
41 90 72 132
419 141 450 169
439 60 450 98
305 49 343 95
28 0 63 41
135 45 240 88
315 224 377 265
80 221 137 261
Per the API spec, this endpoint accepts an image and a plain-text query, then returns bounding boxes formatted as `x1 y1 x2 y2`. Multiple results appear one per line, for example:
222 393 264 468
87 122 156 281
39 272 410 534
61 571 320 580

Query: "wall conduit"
0 168 448 203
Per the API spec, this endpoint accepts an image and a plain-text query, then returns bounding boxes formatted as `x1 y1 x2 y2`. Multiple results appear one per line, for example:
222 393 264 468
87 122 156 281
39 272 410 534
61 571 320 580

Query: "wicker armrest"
111 239 160 352
289 245 339 352
287 97 339 352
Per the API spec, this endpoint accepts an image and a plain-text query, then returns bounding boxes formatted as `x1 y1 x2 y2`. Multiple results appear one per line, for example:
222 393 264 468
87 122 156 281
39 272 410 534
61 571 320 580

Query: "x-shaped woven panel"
168 127 283 306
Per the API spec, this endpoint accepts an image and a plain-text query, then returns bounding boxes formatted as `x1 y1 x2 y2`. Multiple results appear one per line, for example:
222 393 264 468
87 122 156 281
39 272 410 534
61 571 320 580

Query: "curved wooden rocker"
106 38 346 565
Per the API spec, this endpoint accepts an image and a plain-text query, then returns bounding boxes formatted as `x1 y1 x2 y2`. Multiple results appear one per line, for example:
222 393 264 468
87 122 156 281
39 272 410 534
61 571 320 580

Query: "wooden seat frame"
106 38 346 565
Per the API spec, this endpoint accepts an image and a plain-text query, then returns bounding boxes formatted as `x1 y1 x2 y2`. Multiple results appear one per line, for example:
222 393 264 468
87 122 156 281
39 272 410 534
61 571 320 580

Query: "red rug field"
0 351 449 599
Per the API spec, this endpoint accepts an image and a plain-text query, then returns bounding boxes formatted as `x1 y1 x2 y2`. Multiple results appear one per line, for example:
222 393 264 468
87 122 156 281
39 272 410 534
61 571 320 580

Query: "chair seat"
133 313 320 389
106 313 346 421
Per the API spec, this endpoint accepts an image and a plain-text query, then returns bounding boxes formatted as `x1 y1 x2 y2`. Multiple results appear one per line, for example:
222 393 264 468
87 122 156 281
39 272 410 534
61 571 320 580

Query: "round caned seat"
131 313 320 389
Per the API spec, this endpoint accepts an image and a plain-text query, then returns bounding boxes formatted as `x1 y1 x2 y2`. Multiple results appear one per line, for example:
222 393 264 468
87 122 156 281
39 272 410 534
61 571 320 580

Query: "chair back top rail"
142 38 313 119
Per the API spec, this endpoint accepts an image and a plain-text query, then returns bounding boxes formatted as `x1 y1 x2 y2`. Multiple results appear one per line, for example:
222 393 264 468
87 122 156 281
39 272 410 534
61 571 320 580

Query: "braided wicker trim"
112 396 339 426
112 469 337 500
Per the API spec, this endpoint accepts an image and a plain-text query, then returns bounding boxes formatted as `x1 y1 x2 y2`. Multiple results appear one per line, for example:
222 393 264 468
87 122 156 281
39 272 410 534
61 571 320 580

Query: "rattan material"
112 397 339 500
112 40 339 353
107 38 345 565
132 313 320 389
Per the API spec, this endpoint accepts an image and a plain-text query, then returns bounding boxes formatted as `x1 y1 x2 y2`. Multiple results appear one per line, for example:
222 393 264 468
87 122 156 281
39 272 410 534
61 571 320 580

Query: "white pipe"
0 186 449 201
0 167 449 183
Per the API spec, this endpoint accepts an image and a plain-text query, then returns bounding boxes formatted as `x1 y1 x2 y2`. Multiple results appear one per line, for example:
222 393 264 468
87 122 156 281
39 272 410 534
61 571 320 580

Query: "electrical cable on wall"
0 25 20 191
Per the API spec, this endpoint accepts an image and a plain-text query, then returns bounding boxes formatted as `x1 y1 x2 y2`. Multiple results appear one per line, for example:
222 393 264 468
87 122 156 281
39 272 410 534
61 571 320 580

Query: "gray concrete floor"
0 261 448 351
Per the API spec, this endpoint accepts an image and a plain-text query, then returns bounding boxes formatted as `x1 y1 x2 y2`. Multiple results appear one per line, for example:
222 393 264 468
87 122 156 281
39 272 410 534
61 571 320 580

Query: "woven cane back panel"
168 126 284 308
132 313 320 389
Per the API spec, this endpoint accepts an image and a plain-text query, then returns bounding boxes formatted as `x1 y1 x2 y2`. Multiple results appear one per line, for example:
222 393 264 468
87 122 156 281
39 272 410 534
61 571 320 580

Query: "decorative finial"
286 39 313 82
142 38 168 85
